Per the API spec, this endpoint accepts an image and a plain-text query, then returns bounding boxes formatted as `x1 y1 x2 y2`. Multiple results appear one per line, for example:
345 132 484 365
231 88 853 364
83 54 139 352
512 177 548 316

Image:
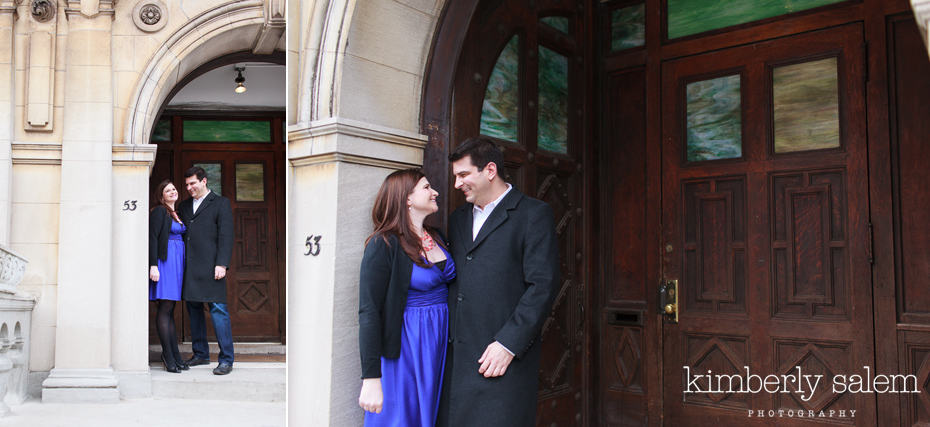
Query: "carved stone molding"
0 1 18 15
132 0 166 32
265 0 283 19
24 30 56 132
0 294 36 414
29 0 54 22
0 247 26 295
253 0 285 54
64 0 116 19
287 117 427 169
11 142 62 165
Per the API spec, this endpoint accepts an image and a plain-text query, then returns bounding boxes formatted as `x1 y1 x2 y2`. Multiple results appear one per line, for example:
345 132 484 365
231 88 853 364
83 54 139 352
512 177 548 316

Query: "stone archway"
123 1 281 146
106 0 283 399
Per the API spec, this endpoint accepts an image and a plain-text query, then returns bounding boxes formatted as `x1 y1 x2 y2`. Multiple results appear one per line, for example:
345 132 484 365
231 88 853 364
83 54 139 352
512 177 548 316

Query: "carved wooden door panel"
445 0 589 424
180 151 281 341
660 25 876 425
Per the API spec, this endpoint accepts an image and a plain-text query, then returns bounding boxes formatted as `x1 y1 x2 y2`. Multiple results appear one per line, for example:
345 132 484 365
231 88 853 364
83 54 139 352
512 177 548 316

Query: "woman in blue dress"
358 169 456 426
149 179 188 373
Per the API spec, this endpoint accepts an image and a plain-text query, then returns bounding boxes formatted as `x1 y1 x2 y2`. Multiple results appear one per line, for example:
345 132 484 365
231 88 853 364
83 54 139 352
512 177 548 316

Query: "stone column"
42 0 119 403
287 117 426 425
0 2 14 247
109 144 156 398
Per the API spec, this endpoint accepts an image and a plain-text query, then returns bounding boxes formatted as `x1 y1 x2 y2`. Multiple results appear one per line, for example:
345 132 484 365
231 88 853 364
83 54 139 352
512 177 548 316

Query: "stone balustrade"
0 246 35 417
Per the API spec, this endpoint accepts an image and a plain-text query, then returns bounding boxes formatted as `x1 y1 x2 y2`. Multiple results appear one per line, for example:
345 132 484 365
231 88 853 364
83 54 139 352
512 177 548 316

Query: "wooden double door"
149 114 285 344
598 11 930 427
600 23 878 427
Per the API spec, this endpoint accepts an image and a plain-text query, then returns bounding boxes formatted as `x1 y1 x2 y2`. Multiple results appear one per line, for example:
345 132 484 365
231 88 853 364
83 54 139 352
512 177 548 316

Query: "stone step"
148 342 286 362
150 362 285 402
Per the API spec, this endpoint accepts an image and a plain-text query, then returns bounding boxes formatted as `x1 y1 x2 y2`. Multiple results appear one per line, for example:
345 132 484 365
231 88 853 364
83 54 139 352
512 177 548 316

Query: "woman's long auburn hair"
366 169 445 268
153 179 180 222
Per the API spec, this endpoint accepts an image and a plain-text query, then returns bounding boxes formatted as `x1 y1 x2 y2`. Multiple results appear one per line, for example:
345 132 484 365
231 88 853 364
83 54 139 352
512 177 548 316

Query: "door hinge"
867 222 874 264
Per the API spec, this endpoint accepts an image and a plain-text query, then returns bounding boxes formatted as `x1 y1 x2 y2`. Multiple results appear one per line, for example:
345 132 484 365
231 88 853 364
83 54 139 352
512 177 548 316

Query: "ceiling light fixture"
234 66 247 94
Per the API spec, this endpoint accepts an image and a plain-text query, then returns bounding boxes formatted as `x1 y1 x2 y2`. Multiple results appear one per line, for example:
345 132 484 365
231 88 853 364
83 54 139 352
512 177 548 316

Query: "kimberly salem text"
683 366 920 402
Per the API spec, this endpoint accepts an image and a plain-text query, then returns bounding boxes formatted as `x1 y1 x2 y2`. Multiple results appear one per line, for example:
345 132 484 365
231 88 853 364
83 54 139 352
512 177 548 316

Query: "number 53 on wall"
305 235 321 256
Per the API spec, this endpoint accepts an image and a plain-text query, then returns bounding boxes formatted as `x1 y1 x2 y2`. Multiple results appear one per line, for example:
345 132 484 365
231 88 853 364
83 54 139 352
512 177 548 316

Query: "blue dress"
365 246 456 427
149 220 185 301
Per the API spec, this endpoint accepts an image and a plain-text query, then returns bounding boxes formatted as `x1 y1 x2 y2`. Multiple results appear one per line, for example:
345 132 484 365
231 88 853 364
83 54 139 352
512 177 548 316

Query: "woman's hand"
149 266 160 282
358 377 383 413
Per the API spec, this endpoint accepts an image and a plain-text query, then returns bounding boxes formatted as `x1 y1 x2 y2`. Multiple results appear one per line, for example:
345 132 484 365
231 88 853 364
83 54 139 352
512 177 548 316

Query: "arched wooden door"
424 0 594 424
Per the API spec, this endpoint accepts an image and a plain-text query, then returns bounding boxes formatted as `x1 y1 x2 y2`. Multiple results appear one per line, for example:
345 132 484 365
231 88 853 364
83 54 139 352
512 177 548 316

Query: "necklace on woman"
420 230 436 252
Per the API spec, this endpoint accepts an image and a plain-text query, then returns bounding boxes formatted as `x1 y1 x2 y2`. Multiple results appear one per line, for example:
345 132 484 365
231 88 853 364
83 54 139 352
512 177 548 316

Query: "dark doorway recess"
148 110 285 345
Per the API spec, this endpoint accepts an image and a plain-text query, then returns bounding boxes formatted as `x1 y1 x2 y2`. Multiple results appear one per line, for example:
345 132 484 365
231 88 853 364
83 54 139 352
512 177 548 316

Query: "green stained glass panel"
773 57 840 153
480 36 520 143
611 4 645 51
152 118 171 142
236 163 264 202
183 120 271 143
668 0 845 39
686 74 742 162
193 163 222 196
541 16 570 34
538 46 568 154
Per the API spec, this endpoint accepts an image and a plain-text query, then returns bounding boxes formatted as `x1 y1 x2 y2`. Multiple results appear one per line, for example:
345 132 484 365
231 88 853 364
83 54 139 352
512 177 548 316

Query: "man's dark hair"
184 166 207 181
449 136 504 172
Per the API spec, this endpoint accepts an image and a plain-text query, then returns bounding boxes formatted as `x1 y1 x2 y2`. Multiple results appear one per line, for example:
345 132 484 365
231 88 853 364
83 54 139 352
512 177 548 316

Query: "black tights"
156 299 182 366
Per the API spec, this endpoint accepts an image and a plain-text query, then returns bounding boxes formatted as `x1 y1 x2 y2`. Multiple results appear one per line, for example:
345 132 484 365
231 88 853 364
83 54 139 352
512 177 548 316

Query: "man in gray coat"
438 136 560 426
178 166 235 375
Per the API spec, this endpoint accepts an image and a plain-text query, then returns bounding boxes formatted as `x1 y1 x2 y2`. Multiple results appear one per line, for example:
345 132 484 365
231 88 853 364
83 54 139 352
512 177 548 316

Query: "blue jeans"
186 301 234 365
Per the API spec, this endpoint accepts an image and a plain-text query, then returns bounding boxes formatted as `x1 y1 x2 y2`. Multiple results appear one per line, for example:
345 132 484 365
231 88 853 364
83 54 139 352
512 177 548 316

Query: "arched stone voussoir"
298 0 445 133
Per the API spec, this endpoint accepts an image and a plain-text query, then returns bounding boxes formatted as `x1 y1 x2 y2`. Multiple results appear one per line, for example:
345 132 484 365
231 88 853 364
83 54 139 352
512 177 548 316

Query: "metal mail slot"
606 309 642 326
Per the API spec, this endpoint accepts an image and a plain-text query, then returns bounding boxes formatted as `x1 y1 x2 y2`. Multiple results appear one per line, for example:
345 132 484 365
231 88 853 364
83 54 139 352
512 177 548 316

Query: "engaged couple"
357 137 560 426
149 166 236 376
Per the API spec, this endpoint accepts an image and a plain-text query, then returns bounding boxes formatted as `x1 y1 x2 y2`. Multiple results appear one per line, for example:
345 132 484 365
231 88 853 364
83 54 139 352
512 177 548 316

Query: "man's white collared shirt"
192 189 211 214
472 184 513 240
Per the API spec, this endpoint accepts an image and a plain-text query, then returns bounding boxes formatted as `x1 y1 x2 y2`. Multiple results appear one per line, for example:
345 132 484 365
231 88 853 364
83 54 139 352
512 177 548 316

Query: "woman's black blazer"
149 205 174 267
357 231 447 379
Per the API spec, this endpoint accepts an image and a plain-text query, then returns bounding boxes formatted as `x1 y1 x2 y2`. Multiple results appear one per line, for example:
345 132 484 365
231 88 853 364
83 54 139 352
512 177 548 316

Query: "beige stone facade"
1 0 284 407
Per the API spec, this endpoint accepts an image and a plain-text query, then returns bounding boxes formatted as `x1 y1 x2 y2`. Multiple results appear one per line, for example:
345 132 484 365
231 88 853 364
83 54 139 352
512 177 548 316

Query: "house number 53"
305 235 321 256
122 200 138 211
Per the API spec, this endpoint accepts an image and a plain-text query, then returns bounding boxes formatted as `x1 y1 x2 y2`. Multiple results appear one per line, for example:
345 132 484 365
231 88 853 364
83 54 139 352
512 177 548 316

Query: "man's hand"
149 266 160 282
214 266 227 280
358 377 383 413
478 341 514 378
